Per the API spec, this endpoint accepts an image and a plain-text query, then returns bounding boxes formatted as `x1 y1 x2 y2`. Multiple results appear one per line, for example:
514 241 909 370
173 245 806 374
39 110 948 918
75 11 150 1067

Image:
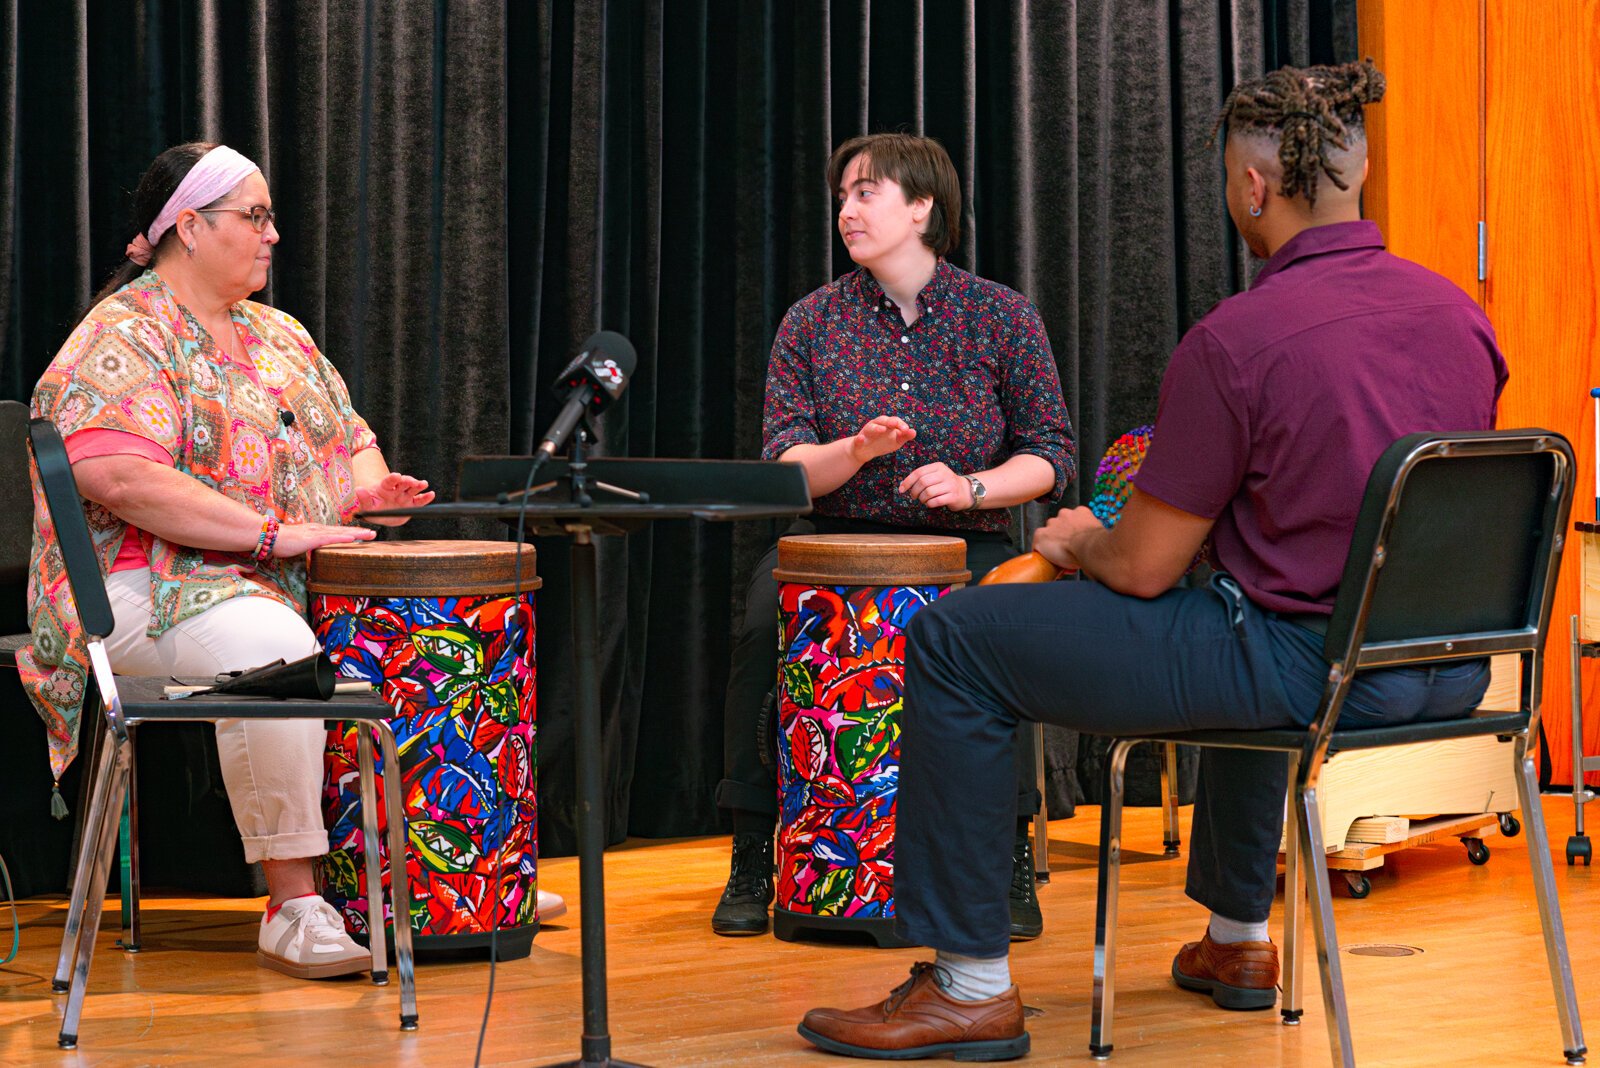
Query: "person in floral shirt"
24 142 434 979
712 133 1076 940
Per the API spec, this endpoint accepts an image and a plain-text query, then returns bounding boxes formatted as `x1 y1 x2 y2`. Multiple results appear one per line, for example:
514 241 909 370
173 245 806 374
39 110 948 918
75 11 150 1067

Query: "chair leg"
58 741 132 1050
1089 739 1135 1060
356 726 390 986
1160 742 1181 856
1281 753 1304 1025
1514 751 1588 1064
119 728 141 953
54 728 116 994
376 722 419 1031
1571 617 1591 851
1032 722 1050 881
1298 785 1355 1068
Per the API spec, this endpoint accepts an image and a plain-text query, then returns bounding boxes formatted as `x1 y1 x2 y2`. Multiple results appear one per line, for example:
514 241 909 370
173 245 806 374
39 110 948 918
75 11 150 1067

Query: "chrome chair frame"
29 418 418 1048
1088 430 1587 1067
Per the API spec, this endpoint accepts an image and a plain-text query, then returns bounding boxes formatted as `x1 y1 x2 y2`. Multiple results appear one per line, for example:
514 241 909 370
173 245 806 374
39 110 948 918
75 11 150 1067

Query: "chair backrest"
27 419 117 641
0 401 33 586
1324 429 1573 673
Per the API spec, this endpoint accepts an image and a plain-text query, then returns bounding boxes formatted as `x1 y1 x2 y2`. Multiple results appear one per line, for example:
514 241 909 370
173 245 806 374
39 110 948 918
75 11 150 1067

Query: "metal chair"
28 418 419 1049
1089 429 1587 1067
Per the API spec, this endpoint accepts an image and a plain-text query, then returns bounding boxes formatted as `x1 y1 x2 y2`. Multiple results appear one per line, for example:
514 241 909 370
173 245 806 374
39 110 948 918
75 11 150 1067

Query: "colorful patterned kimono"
23 270 378 782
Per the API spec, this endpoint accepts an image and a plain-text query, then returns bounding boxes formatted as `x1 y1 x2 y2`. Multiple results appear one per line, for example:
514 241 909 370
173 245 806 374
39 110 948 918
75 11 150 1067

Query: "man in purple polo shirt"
798 60 1507 1062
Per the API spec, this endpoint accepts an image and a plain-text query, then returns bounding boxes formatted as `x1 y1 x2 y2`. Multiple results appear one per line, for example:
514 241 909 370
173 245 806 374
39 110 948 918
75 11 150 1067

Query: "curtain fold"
0 1 1352 885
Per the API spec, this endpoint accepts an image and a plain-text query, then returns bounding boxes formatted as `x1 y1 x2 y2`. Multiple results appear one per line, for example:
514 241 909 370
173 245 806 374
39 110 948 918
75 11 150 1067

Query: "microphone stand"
524 424 649 1068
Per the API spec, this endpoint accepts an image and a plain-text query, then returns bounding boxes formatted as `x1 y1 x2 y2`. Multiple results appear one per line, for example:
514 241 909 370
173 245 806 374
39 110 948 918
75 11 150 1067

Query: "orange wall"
1359 0 1600 785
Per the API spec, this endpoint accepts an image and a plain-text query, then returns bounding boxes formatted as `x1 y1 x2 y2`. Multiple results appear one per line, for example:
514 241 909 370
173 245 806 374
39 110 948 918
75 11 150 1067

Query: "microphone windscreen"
586 330 637 377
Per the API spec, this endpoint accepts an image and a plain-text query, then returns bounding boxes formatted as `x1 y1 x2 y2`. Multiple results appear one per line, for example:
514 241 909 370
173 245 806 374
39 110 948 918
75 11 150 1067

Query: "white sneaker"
537 888 567 921
257 896 371 979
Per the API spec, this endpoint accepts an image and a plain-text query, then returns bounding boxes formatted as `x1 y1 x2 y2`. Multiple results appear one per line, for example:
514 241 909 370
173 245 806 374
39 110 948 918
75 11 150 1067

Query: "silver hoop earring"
1249 204 1262 218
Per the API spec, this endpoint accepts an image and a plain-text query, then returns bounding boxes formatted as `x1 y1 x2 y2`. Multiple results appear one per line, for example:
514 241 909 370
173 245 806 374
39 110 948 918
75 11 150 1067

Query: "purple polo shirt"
1133 220 1508 615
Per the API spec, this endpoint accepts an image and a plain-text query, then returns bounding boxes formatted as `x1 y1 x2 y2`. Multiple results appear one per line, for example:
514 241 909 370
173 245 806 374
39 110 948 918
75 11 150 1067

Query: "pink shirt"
63 428 173 572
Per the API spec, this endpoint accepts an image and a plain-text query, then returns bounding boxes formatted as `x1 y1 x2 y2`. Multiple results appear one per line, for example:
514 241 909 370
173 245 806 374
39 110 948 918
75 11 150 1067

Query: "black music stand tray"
367 435 809 1068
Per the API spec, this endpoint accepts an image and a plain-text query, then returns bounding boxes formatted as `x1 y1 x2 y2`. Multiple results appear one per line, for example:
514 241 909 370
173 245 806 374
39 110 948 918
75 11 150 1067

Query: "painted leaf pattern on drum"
314 591 538 940
774 580 950 919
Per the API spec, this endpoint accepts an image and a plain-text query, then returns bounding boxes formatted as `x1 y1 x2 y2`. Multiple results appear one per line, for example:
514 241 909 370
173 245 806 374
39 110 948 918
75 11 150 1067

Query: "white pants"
104 569 327 864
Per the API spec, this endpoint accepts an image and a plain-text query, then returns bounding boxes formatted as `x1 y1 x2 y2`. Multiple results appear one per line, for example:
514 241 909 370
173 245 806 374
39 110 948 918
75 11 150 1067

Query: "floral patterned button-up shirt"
23 270 378 779
762 261 1076 532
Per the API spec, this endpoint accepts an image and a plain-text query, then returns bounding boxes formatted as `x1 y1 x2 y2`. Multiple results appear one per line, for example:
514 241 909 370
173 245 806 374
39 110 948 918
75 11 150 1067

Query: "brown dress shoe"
1171 930 1280 1010
798 962 1030 1061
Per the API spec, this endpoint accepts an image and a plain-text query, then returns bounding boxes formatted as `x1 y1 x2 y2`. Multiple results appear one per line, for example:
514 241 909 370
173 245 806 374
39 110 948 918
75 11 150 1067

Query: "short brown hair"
826 133 962 256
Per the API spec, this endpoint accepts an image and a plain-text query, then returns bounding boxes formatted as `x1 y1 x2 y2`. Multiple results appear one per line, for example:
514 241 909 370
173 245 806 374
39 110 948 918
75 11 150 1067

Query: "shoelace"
300 902 353 942
884 962 954 1015
1010 840 1037 904
726 838 771 899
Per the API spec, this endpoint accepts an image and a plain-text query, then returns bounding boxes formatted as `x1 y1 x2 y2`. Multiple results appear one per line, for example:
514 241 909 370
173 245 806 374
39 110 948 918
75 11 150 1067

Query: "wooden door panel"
1486 0 1600 787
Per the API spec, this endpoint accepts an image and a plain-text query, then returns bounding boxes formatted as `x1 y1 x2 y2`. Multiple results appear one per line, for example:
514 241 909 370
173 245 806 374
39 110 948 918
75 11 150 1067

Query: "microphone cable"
473 447 546 1067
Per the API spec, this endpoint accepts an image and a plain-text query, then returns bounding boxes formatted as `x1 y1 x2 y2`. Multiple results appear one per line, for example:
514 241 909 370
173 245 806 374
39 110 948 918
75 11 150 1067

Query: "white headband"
145 145 260 246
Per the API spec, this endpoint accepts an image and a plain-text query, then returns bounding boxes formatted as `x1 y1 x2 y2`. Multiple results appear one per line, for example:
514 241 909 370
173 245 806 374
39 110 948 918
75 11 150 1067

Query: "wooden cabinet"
1359 0 1600 787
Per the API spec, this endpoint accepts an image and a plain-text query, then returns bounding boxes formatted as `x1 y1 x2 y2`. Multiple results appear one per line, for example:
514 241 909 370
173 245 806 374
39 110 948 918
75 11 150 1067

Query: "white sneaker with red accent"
257 896 370 979
537 888 567 921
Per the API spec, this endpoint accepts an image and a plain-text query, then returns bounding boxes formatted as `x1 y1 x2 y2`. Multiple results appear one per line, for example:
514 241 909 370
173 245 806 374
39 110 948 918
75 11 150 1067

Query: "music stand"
366 432 810 1068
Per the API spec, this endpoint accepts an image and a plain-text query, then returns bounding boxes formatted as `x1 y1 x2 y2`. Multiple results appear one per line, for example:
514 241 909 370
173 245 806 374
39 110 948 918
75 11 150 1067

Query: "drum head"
308 539 540 596
773 533 969 586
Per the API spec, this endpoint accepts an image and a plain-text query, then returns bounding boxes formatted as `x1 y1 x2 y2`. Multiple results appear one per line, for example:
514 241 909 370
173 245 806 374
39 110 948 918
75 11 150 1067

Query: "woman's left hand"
898 462 976 512
355 472 436 526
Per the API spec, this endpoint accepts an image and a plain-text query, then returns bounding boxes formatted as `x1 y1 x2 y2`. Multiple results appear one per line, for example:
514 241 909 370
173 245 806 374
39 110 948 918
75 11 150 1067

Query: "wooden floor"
2 798 1596 1066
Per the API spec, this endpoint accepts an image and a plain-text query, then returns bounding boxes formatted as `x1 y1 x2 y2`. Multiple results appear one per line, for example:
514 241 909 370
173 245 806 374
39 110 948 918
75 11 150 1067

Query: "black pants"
715 515 1041 834
891 573 1492 957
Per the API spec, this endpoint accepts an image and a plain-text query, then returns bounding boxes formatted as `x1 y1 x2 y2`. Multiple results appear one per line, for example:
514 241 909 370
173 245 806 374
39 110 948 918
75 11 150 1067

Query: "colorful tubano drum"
310 540 541 958
771 534 969 946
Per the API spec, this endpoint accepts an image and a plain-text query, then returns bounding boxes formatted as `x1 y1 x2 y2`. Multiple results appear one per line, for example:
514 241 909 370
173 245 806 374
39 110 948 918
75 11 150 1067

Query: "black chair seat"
113 676 393 724
1135 708 1531 754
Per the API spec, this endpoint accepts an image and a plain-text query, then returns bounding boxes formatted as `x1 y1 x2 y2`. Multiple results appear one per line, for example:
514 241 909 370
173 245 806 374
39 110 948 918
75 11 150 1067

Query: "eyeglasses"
194 205 277 232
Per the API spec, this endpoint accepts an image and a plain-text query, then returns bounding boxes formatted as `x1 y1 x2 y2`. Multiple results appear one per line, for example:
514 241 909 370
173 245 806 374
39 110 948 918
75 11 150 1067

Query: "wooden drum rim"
772 533 970 586
308 539 542 597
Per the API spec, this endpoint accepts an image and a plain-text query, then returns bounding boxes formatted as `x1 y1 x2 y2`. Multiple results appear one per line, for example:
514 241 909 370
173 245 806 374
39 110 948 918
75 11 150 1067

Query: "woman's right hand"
848 415 916 463
272 522 377 558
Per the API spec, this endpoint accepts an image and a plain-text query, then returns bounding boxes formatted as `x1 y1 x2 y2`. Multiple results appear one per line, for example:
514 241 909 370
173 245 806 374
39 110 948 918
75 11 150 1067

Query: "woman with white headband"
21 141 435 979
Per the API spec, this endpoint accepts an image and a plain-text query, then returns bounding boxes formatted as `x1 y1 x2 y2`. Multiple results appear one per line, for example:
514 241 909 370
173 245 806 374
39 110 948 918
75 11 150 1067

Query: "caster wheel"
1569 835 1592 866
1498 813 1521 838
1342 872 1371 898
1464 838 1490 865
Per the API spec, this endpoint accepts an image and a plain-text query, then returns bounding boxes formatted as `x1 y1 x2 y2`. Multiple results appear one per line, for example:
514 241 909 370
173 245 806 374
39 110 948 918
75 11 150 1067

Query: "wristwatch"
964 474 987 509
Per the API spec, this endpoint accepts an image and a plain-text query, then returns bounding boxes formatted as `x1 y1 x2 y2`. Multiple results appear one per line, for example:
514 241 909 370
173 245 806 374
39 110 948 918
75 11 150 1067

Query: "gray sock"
1208 911 1270 944
933 949 1012 1001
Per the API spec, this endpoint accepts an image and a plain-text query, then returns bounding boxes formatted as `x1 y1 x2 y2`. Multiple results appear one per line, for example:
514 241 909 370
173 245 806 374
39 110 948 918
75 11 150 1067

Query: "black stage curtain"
0 1 1353 891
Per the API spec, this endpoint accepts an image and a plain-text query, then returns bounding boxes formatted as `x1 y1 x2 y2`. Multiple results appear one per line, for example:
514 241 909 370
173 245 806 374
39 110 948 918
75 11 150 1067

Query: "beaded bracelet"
252 514 281 563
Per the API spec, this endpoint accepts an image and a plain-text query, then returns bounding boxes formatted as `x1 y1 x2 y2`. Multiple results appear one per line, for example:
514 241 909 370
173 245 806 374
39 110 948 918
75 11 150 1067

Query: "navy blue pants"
893 573 1490 958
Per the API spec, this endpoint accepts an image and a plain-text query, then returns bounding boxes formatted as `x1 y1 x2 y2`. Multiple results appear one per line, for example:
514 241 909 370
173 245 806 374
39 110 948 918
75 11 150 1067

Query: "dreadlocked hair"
1212 58 1386 207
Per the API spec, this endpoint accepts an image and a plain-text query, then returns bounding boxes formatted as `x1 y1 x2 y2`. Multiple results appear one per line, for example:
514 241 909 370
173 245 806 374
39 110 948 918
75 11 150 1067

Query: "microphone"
534 330 637 463
281 410 295 427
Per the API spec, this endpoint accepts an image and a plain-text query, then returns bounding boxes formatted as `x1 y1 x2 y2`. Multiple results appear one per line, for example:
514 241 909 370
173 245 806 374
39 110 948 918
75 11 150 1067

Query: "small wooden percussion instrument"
309 540 542 957
770 534 969 947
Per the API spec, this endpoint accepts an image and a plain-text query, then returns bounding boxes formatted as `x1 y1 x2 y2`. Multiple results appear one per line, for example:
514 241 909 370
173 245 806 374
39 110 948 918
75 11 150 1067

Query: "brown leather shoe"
1171 930 1279 1010
798 962 1030 1061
